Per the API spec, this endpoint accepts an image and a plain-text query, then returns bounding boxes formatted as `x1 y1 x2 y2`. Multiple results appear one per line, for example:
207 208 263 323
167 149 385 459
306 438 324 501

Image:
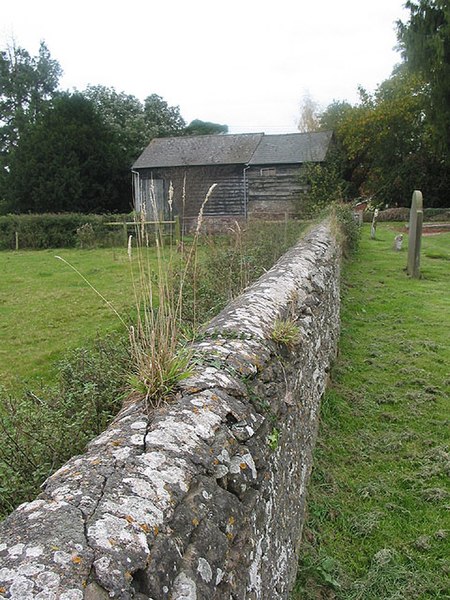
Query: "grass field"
292 224 450 598
0 246 149 386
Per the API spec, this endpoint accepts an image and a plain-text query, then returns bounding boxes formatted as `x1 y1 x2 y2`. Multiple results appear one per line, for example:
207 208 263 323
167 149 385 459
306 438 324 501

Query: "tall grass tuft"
127 181 217 408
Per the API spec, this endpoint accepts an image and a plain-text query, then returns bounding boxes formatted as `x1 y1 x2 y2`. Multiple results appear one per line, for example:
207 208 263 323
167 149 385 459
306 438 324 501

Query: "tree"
297 93 321 133
8 94 129 213
397 0 450 153
319 100 353 132
82 85 149 162
184 119 228 136
0 41 62 198
321 70 450 206
143 94 186 139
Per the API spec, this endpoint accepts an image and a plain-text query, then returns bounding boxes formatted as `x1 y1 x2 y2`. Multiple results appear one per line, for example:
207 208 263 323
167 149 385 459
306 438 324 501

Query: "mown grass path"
293 224 450 599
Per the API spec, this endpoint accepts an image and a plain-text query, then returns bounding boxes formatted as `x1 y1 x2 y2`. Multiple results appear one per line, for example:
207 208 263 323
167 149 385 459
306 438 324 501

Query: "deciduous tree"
319 70 449 206
82 85 149 162
0 41 62 200
298 93 321 133
184 119 228 136
144 93 186 138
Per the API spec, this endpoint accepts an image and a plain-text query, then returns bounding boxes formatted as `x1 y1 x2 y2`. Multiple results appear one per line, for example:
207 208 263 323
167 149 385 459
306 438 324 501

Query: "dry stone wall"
0 221 341 600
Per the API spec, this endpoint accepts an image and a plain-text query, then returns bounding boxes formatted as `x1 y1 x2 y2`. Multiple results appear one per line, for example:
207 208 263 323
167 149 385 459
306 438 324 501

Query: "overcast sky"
2 0 409 134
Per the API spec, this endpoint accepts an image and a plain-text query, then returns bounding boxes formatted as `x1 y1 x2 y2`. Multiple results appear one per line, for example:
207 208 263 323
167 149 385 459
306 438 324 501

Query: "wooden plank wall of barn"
247 164 306 218
137 163 309 222
139 165 246 218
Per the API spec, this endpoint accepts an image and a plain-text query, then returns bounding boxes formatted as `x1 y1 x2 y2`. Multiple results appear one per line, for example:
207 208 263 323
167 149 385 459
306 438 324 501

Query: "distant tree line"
300 0 450 208
0 42 228 214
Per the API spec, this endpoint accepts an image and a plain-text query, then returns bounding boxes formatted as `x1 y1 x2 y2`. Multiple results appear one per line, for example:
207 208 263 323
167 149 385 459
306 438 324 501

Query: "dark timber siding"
137 165 246 220
247 164 306 218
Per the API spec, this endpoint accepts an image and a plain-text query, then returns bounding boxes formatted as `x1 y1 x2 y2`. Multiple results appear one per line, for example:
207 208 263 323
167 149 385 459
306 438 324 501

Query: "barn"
131 130 333 231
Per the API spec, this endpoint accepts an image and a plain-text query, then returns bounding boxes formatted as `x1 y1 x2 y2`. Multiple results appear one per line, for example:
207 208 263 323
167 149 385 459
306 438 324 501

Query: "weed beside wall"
178 220 308 326
0 335 130 518
0 220 341 599
332 203 361 257
0 217 308 516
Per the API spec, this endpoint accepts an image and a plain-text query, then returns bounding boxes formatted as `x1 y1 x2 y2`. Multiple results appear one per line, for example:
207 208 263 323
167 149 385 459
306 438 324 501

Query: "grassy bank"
293 224 450 598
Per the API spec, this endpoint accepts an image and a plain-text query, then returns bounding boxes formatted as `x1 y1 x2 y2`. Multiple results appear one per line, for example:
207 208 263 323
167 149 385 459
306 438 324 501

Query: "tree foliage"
318 71 449 206
397 0 450 153
330 71 434 205
184 119 228 136
8 94 130 213
302 1 450 209
82 85 148 163
0 38 231 214
0 41 62 202
144 93 186 138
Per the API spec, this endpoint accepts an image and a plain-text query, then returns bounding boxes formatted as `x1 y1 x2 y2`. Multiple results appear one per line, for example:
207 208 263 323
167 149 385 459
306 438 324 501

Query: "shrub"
333 203 361 257
0 213 130 250
363 207 450 223
363 208 410 222
0 335 130 517
296 149 346 219
0 213 307 516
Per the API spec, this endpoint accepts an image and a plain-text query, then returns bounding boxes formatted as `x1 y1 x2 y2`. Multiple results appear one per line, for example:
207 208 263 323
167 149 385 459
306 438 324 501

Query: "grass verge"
292 224 450 599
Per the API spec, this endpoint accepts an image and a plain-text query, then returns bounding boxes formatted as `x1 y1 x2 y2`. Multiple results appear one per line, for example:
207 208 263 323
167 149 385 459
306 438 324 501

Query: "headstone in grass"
370 209 379 239
407 190 423 278
393 234 403 251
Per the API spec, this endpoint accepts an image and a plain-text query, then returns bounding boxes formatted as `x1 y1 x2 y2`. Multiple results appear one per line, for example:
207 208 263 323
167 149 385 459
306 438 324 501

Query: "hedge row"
362 207 450 223
0 213 132 250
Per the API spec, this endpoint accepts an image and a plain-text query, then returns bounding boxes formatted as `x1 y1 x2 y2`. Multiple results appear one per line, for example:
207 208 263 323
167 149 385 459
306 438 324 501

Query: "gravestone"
393 234 403 251
407 190 423 278
371 208 379 239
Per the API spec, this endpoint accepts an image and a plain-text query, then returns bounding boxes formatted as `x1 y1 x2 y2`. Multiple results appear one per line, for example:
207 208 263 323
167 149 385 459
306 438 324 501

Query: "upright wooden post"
407 190 423 278
174 215 181 245
284 212 288 246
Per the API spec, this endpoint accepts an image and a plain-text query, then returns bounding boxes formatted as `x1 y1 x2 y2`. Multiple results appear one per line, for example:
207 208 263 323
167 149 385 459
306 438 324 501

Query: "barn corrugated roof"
133 133 264 168
132 131 333 169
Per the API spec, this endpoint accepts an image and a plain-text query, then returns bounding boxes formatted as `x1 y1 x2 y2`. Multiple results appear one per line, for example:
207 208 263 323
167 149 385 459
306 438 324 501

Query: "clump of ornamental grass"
127 181 217 408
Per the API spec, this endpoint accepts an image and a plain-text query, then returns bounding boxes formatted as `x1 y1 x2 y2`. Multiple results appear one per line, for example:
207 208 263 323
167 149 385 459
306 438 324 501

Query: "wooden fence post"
174 215 181 245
